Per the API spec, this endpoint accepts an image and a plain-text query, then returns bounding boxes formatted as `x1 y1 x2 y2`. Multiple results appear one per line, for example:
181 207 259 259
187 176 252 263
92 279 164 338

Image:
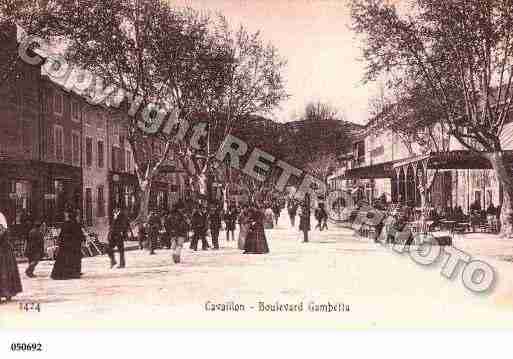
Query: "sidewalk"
16 240 141 264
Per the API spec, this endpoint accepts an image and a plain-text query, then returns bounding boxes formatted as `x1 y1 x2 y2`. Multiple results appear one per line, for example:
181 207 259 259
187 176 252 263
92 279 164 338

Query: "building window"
97 186 105 218
54 92 63 115
54 125 64 162
72 131 80 166
85 188 93 227
112 146 118 172
85 137 93 167
97 140 104 168
71 101 80 122
97 115 105 131
120 147 125 172
126 150 131 173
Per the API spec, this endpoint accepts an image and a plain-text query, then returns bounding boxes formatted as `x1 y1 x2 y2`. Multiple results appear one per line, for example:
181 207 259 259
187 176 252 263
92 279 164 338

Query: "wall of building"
82 104 110 232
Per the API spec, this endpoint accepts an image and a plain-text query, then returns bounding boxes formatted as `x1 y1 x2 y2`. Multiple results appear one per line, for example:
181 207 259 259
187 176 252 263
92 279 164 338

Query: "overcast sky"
170 0 375 125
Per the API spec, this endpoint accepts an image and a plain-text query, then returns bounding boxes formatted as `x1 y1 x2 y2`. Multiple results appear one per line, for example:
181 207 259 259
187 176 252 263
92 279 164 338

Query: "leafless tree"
352 0 513 235
15 0 288 221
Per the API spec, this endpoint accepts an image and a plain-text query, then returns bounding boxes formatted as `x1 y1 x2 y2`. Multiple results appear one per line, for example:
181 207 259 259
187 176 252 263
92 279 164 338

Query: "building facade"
329 117 513 214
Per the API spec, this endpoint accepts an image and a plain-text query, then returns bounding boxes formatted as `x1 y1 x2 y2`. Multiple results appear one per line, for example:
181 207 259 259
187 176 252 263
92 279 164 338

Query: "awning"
343 160 399 180
393 150 513 171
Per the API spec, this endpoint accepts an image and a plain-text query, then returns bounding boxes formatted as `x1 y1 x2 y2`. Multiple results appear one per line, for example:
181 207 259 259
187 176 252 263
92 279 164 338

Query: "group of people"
0 206 85 303
1 193 325 303
107 199 272 269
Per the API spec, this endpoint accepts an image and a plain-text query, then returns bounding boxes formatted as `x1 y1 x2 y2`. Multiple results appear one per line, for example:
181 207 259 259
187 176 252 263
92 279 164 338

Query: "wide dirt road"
2 214 513 329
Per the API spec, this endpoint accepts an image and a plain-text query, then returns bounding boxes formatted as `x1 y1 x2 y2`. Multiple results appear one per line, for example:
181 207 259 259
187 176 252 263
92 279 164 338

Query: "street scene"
4 214 513 329
1 0 513 333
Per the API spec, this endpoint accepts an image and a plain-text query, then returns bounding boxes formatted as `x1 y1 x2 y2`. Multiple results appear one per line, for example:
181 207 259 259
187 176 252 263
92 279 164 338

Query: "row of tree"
1 0 289 221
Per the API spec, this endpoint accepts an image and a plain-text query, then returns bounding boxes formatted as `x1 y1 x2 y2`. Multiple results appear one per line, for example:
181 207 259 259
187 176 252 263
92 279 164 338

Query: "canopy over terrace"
392 150 513 208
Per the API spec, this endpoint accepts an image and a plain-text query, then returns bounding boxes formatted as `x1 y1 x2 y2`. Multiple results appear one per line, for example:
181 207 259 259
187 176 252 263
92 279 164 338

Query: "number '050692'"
10 343 43 352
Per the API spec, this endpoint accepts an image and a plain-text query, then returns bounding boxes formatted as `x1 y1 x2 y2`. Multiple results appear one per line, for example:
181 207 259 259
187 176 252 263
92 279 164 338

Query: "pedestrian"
137 221 147 250
209 204 223 250
51 207 84 280
243 201 270 254
163 211 174 250
25 220 45 277
299 194 311 243
238 204 250 250
272 200 281 225
287 199 298 227
170 202 188 263
147 211 161 255
224 202 238 241
264 205 274 229
314 202 328 231
190 205 209 251
0 212 23 302
107 208 129 268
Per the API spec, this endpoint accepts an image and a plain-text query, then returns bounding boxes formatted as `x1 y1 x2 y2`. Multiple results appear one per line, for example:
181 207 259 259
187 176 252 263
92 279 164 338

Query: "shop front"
109 172 140 221
0 160 82 233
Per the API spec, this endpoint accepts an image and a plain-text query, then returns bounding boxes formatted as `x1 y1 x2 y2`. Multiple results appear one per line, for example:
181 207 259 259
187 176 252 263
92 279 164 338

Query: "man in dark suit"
190 205 209 251
107 208 129 268
209 204 223 250
147 210 162 255
25 220 45 277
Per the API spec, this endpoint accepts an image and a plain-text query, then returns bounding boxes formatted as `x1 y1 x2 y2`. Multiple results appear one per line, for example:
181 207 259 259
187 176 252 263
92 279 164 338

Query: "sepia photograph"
1 0 513 355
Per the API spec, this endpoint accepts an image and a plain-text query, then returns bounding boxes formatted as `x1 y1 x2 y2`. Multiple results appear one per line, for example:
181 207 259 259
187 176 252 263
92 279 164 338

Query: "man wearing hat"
25 220 46 277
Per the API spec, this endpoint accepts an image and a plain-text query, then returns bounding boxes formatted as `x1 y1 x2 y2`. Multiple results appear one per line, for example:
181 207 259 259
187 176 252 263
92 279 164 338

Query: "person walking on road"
299 194 311 243
25 220 45 277
51 207 84 280
243 202 270 254
147 211 162 255
287 199 298 227
224 202 238 242
209 204 223 250
272 200 281 226
191 205 209 251
314 202 328 231
170 203 188 263
107 208 129 268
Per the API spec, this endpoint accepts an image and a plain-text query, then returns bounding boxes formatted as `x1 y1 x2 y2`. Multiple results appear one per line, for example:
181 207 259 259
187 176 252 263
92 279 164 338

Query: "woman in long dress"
0 213 23 302
51 208 85 280
244 204 270 254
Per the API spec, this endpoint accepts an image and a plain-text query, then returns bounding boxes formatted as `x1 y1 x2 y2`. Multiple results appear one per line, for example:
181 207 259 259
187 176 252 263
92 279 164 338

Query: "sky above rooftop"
169 0 375 125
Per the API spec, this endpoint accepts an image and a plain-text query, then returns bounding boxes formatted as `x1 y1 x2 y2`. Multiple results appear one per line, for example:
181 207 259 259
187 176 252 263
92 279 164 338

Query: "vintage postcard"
1 0 513 337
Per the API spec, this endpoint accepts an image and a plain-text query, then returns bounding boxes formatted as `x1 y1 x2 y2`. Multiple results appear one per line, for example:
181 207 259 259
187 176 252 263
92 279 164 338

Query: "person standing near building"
147 211 162 255
107 208 129 268
0 212 23 302
51 207 84 280
25 220 45 277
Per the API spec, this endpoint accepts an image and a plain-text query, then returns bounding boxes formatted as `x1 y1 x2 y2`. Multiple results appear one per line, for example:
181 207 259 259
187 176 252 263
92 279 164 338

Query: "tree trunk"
134 179 152 225
487 152 513 237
